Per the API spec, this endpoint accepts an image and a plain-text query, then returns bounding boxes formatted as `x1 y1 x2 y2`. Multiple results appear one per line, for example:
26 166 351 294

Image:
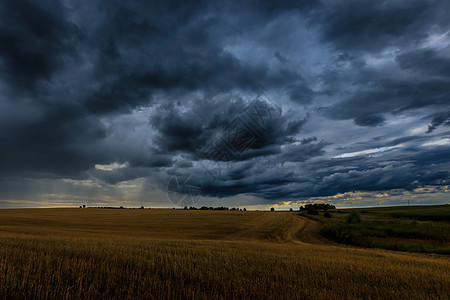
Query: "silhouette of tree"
307 207 318 215
299 203 335 211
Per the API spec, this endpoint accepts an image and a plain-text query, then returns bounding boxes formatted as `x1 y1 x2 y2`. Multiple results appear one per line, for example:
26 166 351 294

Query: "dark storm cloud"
314 0 450 128
0 0 81 91
199 144 450 200
0 0 449 207
300 136 317 144
0 0 311 177
151 96 308 162
353 114 385 127
396 48 450 77
315 0 450 52
0 101 106 176
150 97 248 154
321 77 450 126
77 0 314 114
288 79 315 104
426 111 450 133
85 48 304 113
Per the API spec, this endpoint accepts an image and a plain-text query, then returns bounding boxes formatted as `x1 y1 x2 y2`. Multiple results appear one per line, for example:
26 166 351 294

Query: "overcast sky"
0 0 449 209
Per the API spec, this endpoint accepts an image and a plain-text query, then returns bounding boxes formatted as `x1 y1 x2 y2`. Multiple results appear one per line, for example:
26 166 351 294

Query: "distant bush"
300 203 335 211
321 225 370 246
213 207 229 210
307 207 318 215
324 212 332 218
270 207 275 211
346 212 361 223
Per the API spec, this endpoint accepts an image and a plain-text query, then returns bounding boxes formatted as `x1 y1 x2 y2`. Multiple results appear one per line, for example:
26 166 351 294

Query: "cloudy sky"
0 0 449 209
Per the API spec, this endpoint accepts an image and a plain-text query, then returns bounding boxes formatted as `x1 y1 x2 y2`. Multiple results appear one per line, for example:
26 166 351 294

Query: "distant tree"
270 207 275 211
307 207 318 215
301 203 335 212
200 206 214 210
120 206 124 209
289 208 293 212
140 206 144 209
243 208 246 211
79 205 82 208
213 207 229 210
82 204 86 208
346 212 361 223
184 206 188 210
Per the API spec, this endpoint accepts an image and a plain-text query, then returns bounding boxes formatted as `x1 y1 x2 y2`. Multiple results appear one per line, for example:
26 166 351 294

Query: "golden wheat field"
0 208 449 299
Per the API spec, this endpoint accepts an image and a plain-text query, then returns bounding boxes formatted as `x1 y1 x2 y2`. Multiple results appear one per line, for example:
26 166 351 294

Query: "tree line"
184 206 246 211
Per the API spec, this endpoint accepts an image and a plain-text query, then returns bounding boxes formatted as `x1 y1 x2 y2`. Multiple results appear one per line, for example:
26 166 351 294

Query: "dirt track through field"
294 215 337 245
229 212 335 245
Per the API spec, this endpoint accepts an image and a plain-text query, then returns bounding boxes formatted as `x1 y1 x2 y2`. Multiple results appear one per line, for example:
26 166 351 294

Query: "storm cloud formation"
0 0 449 208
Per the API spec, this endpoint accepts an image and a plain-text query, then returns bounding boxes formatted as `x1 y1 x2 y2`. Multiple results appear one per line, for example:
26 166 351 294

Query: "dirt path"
229 212 336 246
294 215 337 245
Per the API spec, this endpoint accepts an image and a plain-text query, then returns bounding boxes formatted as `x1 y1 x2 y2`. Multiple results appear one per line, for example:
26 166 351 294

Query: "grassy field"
0 208 449 299
301 205 450 254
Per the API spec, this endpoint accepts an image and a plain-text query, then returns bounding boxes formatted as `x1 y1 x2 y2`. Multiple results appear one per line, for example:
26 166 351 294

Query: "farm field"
301 205 450 254
0 207 449 299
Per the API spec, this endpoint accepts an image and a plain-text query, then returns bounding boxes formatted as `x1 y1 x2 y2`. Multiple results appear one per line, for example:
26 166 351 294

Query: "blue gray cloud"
0 0 449 208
